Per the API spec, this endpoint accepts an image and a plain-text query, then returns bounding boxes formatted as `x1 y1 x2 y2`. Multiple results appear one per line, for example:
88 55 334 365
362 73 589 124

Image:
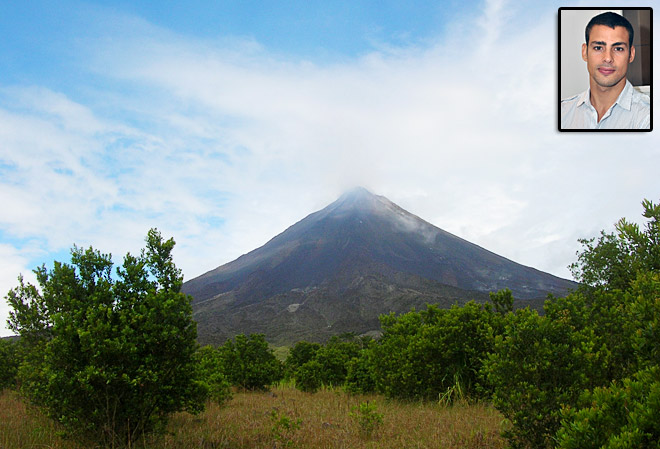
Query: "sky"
1 0 658 336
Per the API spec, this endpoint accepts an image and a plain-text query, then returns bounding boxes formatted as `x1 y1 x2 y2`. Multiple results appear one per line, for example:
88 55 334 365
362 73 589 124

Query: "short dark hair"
585 12 634 48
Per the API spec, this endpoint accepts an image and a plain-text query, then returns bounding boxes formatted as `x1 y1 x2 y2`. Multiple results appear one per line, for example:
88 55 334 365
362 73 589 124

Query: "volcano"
184 188 576 345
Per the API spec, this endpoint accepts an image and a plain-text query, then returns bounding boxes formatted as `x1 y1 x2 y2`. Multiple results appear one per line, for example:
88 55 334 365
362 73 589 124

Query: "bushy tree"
5 229 207 446
371 302 495 401
284 341 320 378
486 287 639 448
0 338 20 390
344 340 378 394
219 333 282 390
629 271 660 369
545 288 637 383
557 367 660 449
195 345 232 405
313 335 362 386
290 334 365 392
484 307 598 449
570 199 660 290
294 359 324 393
557 271 660 448
486 199 660 448
489 288 514 315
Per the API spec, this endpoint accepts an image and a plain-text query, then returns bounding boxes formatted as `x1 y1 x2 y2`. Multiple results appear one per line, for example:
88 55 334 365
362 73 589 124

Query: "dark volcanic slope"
184 187 576 345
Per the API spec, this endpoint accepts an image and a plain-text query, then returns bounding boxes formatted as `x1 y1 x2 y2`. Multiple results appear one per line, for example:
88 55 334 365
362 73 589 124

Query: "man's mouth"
598 67 616 75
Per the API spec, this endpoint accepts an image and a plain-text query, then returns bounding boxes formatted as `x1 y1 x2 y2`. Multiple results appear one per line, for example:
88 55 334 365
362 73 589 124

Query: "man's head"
585 12 634 48
582 12 635 90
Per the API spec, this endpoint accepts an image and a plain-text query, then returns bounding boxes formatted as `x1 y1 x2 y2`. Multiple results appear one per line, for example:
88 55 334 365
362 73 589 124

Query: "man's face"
582 24 635 90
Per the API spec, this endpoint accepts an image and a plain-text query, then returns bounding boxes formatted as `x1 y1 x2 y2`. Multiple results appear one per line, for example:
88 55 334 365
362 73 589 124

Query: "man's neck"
589 78 627 122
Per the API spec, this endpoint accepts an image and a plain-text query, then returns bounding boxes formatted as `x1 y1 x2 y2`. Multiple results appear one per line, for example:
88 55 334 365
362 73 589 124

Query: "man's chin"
592 74 626 89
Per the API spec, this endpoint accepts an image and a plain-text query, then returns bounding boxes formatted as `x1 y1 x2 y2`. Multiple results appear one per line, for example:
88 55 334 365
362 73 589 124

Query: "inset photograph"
559 8 652 131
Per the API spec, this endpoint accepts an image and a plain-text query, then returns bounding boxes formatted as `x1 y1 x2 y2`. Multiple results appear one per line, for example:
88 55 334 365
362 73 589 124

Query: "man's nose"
603 49 614 63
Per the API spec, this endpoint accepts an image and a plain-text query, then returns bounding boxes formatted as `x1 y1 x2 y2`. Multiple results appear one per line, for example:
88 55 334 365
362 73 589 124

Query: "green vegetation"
4 229 206 447
3 198 659 448
488 199 660 448
284 198 660 448
0 339 19 390
372 301 498 401
194 345 232 405
349 401 384 439
557 366 660 449
569 198 660 291
218 333 283 390
270 408 303 448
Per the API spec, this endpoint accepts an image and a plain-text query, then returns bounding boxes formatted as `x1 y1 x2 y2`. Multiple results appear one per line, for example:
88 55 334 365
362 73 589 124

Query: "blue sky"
1 1 463 84
1 0 658 336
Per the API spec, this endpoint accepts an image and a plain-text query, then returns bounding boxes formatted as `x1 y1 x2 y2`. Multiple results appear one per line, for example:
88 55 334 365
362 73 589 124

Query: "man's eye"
614 47 624 51
593 46 602 51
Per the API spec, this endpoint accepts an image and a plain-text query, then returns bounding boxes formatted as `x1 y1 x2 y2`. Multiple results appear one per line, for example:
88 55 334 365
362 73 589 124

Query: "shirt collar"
615 80 634 111
579 79 633 110
576 89 590 107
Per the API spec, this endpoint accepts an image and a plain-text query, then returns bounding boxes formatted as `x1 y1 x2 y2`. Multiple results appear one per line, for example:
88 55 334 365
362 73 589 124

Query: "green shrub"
485 200 660 448
219 333 283 390
557 367 660 449
483 307 595 449
313 341 358 386
371 302 496 401
630 271 660 369
489 288 514 315
569 199 660 291
544 287 637 385
290 334 365 392
284 341 320 378
294 359 324 393
556 272 660 449
195 345 232 405
270 409 302 447
344 349 377 394
0 339 20 390
350 401 383 439
5 229 207 447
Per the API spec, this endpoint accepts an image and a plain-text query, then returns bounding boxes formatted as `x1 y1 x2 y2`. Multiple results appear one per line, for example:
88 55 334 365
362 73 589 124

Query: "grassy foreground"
1 385 506 449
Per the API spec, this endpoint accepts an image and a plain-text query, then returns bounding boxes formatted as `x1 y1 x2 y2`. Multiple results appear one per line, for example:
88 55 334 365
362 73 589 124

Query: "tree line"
2 199 659 448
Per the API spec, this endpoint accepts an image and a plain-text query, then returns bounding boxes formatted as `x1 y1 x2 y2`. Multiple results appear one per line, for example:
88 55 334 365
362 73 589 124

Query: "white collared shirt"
561 80 650 130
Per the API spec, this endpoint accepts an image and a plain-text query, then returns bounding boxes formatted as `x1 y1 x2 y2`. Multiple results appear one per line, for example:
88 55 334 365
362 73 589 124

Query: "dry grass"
1 386 506 449
0 389 86 449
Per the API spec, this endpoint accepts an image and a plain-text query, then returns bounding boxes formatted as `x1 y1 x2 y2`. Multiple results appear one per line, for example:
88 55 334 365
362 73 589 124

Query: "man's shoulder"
630 88 651 129
630 87 651 107
561 93 581 104
561 90 587 120
561 89 588 108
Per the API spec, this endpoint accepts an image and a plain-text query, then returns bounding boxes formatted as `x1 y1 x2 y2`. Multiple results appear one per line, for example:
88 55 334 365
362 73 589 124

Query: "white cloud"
1 1 659 335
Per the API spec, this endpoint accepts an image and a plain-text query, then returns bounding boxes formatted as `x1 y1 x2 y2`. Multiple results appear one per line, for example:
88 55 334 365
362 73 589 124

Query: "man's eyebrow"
590 40 628 47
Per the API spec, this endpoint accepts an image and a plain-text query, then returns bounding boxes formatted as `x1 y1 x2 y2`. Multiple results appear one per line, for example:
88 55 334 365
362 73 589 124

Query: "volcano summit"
184 188 576 345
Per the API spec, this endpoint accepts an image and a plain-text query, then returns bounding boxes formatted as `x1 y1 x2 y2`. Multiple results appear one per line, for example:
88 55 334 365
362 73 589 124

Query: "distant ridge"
184 188 576 345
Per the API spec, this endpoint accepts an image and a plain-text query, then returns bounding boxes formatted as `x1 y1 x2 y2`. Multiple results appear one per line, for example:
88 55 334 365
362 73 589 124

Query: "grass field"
0 385 506 448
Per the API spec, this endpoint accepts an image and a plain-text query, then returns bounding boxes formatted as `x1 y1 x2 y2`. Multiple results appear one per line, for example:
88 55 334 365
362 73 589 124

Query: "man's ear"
629 45 636 64
582 43 588 62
